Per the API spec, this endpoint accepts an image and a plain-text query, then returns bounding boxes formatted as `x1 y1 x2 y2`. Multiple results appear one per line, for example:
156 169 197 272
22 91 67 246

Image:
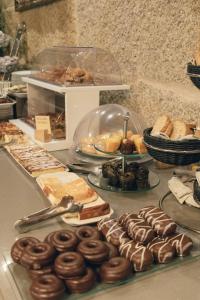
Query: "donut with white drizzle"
97 218 129 247
165 233 193 256
138 206 177 236
119 213 155 244
147 237 175 263
119 240 153 272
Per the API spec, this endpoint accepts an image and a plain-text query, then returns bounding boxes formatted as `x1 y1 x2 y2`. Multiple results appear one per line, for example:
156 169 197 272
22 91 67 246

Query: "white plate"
36 172 113 225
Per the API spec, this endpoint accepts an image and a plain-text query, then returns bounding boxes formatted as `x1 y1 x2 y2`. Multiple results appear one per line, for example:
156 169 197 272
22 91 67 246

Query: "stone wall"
2 0 200 125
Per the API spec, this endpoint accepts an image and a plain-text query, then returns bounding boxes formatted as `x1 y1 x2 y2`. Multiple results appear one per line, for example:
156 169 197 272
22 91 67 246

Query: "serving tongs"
14 196 83 231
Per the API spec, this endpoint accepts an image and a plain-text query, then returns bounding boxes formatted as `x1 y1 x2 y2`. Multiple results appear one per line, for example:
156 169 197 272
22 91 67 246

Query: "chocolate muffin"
118 171 137 190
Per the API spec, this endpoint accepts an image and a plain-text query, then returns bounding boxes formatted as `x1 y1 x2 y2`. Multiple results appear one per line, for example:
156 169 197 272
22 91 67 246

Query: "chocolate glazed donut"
104 242 119 258
100 257 132 283
29 265 54 279
75 226 101 241
54 252 85 279
44 230 79 252
11 237 40 264
20 242 57 270
30 274 65 300
77 239 109 264
65 267 96 293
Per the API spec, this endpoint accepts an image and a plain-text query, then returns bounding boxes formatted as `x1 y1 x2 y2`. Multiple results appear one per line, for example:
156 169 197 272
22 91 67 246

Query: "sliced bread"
151 115 173 137
170 120 192 140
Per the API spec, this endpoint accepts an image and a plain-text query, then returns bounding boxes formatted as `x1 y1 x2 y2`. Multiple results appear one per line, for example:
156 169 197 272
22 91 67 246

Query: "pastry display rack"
73 106 160 192
11 47 129 151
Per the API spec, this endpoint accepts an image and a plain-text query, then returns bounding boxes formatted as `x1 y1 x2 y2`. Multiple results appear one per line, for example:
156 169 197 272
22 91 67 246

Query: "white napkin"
168 176 200 208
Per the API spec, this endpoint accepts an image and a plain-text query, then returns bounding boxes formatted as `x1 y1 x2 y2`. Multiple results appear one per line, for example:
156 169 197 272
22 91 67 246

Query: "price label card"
35 116 51 134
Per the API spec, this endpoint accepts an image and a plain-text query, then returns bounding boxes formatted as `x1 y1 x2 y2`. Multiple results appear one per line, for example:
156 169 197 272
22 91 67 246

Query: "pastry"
65 267 96 293
77 239 109 264
44 230 79 253
135 166 149 190
43 177 97 205
119 240 153 272
147 237 175 263
165 233 193 256
98 218 129 247
7 144 65 177
103 135 122 153
104 242 119 258
119 139 135 154
129 134 147 154
99 257 132 283
139 206 177 236
118 171 137 190
54 252 85 279
75 226 101 241
119 213 155 244
151 115 173 137
20 242 57 270
29 265 54 279
79 203 110 220
11 237 40 264
30 274 65 300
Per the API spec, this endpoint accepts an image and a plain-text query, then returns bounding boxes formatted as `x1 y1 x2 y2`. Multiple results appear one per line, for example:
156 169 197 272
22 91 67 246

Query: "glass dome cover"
73 104 147 157
31 46 122 86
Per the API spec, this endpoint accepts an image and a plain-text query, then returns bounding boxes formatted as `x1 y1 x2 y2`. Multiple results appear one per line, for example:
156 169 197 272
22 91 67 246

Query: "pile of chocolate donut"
10 206 193 300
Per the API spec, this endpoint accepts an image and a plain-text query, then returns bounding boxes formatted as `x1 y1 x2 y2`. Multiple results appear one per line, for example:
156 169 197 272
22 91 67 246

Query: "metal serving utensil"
14 196 83 231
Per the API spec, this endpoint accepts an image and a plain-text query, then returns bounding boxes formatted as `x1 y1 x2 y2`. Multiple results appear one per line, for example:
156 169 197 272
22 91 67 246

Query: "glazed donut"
119 240 153 272
104 242 119 258
20 242 57 270
147 237 175 264
29 265 54 279
100 257 132 283
75 226 101 241
44 230 78 253
54 252 85 279
11 237 40 264
98 218 129 246
165 233 193 256
65 267 95 293
77 239 109 264
30 274 65 300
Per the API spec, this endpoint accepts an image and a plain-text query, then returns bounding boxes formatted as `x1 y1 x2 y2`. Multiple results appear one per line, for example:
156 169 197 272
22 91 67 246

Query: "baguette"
151 115 173 137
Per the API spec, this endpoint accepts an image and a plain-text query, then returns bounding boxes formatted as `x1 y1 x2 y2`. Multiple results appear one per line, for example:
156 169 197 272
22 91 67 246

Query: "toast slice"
151 115 173 137
170 120 192 140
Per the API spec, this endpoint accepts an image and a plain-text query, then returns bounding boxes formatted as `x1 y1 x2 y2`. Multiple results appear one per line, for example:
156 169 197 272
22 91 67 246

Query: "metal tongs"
14 196 83 232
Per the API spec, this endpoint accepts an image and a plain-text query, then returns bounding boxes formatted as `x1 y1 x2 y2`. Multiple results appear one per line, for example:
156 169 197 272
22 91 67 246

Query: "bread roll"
151 115 173 137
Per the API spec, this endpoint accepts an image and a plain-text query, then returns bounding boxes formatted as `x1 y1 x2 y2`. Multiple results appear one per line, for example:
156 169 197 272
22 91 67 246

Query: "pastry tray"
1 227 200 300
4 145 66 178
36 172 113 225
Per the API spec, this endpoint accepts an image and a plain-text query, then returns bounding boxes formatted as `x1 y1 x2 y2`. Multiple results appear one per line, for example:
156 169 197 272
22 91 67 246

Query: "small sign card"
35 116 51 134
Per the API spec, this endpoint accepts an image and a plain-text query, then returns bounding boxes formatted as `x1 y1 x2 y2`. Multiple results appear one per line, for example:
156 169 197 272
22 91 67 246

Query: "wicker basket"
143 128 200 165
187 63 200 89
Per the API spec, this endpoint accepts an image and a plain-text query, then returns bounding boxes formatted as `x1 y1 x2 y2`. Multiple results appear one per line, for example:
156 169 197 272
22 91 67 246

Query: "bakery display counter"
0 148 200 300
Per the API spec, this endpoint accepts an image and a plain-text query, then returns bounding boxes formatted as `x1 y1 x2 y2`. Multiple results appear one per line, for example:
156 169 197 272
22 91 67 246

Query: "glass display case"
12 47 129 151
30 46 122 86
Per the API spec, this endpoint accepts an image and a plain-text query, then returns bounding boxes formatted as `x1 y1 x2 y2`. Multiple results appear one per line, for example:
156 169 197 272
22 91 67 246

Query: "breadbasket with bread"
143 115 200 165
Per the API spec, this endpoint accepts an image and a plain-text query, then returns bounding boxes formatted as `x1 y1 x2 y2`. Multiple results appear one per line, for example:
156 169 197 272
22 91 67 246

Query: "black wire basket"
143 128 200 165
187 63 200 89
